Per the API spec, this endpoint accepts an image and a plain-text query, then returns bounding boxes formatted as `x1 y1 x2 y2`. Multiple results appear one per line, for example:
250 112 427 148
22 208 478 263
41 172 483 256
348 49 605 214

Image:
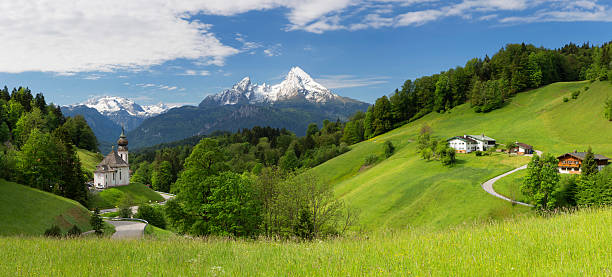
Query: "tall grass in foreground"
1 208 610 276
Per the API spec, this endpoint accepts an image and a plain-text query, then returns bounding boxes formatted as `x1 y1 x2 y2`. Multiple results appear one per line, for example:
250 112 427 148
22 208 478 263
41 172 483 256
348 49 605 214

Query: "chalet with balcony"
557 151 610 174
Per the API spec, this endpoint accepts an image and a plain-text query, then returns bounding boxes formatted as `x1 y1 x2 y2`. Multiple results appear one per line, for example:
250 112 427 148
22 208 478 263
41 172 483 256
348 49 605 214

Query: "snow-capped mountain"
200 67 342 107
62 96 180 149
79 96 175 117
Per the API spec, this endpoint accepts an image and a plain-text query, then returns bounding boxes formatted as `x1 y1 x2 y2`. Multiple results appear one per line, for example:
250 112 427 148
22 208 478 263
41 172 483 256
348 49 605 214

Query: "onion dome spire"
117 126 128 147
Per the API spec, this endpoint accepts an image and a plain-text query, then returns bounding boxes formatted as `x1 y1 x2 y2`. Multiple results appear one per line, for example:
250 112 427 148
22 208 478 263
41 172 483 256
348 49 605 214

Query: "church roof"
97 150 128 168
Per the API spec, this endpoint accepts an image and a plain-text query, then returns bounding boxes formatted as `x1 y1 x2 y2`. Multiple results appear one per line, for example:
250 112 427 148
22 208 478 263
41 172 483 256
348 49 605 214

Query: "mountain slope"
310 80 612 230
129 67 369 149
0 179 92 235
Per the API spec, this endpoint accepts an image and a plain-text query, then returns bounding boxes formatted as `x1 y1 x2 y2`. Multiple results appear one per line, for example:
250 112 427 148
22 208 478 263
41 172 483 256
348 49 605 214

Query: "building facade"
557 151 610 174
448 134 496 153
93 129 130 189
510 142 534 155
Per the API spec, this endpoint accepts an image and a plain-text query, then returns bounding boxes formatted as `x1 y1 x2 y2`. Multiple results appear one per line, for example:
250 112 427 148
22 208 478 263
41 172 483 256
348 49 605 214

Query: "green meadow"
0 179 92 235
89 183 164 209
0 208 609 276
77 148 102 175
310 81 612 230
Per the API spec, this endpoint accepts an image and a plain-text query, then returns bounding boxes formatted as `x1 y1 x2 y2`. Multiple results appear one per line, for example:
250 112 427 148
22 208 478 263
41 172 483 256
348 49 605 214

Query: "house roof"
447 136 477 144
467 135 496 142
557 152 610 161
516 142 533 149
97 150 128 169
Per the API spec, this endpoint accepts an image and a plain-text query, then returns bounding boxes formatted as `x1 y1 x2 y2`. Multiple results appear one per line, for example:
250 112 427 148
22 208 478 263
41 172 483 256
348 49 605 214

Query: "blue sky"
1 0 611 106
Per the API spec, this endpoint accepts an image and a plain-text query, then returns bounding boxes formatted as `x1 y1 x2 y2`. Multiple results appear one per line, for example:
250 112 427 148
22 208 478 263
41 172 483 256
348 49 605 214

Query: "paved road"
107 220 147 239
480 150 542 207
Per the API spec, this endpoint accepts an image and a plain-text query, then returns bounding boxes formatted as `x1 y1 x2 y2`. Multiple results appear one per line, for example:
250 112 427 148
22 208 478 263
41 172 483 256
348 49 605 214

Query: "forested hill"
340 42 612 144
0 87 98 205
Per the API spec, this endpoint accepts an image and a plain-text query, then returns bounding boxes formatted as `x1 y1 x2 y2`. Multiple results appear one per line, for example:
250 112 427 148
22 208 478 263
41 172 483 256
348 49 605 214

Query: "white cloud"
316 75 390 89
83 74 103 80
182 70 210 76
0 1 239 73
133 82 183 91
263 44 283 57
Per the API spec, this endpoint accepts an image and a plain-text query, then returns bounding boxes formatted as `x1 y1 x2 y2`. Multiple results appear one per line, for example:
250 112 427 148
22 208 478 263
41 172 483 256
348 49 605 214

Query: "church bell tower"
117 127 129 164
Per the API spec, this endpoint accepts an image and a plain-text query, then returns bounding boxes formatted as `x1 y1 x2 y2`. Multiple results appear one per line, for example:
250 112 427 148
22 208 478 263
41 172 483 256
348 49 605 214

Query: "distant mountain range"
128 67 369 149
63 67 370 150
61 96 177 148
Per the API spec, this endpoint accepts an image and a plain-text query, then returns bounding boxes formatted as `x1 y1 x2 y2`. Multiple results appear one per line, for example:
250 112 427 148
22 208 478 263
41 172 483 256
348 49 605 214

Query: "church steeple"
117 126 128 147
116 126 129 164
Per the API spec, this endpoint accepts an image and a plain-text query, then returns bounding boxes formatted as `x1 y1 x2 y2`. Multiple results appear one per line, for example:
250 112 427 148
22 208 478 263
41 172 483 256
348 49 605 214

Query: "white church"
94 128 130 189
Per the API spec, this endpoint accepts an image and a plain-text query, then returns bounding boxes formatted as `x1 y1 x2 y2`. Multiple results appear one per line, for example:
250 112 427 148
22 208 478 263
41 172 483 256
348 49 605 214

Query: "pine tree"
581 147 598 177
90 208 104 236
363 106 373 139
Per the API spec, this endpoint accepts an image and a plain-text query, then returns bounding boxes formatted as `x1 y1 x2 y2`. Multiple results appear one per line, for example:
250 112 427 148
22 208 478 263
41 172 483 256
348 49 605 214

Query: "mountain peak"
200 67 346 107
74 96 174 117
287 66 311 80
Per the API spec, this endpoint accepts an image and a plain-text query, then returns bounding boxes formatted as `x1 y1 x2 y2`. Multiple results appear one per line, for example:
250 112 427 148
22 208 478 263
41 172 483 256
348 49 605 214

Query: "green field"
89 183 165 209
0 208 609 276
0 179 92 235
144 225 176 239
494 169 530 204
77 148 102 175
310 81 612 230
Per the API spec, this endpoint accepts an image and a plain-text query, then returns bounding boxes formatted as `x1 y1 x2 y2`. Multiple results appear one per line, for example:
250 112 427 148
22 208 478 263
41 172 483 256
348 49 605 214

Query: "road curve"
107 220 146 239
480 150 541 207
481 165 533 207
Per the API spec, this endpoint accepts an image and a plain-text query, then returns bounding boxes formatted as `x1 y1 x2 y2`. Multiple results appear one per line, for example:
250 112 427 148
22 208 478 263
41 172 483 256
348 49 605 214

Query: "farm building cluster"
446 134 609 174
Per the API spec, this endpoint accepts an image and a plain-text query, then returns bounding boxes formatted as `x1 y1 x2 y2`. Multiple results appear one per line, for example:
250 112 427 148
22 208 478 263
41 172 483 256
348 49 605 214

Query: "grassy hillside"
0 179 92 235
0 208 609 276
89 183 164 209
311 81 612 230
77 148 102 175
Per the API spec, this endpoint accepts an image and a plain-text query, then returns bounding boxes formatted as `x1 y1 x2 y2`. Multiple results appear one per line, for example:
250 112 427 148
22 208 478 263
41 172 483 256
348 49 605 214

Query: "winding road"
480 150 541 207
102 191 176 239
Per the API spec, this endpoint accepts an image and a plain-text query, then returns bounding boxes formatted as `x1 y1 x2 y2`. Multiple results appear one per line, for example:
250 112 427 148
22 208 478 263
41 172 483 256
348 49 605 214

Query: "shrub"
135 204 166 229
383 141 395 158
475 151 483 156
364 155 378 166
571 91 580 99
584 86 590 91
66 225 82 237
119 206 132 218
563 97 569 102
44 225 62 237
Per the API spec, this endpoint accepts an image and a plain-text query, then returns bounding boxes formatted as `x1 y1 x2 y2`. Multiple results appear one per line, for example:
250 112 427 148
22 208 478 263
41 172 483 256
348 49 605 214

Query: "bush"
383 141 395 158
135 204 166 229
475 151 483 156
44 225 62 237
584 86 590 91
571 91 580 99
66 225 82 237
119 206 132 218
563 97 569 102
363 155 378 166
